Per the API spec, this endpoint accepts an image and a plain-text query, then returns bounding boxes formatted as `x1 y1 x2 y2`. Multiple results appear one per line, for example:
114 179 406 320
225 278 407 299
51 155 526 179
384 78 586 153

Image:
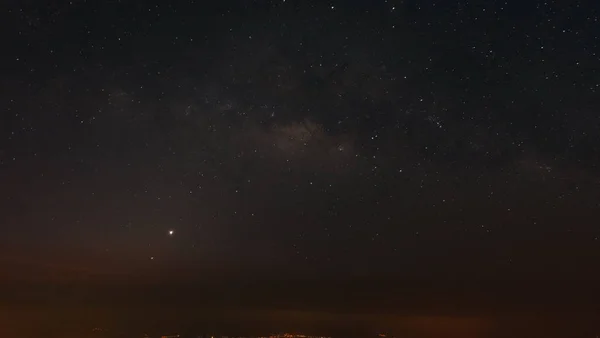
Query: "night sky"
2 0 600 337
